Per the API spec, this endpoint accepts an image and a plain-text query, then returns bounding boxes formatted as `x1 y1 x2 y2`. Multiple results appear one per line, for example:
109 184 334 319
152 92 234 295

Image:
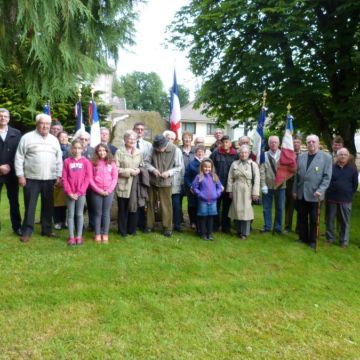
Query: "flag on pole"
252 108 266 165
75 101 85 132
89 99 101 148
43 102 51 117
169 69 181 140
275 114 297 187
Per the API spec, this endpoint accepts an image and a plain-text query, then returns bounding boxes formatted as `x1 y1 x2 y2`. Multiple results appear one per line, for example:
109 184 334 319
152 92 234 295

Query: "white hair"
306 134 319 143
35 113 51 124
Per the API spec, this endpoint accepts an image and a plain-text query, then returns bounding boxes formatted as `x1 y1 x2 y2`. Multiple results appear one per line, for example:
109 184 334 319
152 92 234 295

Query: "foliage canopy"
0 0 141 104
169 0 360 151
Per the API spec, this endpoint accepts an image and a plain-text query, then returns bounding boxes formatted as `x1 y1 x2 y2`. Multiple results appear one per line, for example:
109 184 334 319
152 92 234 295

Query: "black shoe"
41 232 59 238
14 228 22 236
163 231 172 237
174 228 183 233
309 243 316 249
201 235 208 241
207 234 214 241
275 231 282 235
143 228 153 234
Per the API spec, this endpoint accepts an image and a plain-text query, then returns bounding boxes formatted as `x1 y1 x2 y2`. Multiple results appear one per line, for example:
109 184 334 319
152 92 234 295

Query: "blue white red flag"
253 108 266 165
89 99 101 148
169 69 181 140
275 114 297 187
43 102 51 117
75 101 85 132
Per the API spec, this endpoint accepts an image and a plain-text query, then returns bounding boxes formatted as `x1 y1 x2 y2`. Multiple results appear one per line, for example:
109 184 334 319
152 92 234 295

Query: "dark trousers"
215 192 231 232
0 180 21 232
298 199 319 245
285 180 298 232
117 197 138 236
187 192 198 227
86 188 94 230
22 179 55 236
172 193 182 231
137 206 146 231
198 216 214 237
53 206 66 224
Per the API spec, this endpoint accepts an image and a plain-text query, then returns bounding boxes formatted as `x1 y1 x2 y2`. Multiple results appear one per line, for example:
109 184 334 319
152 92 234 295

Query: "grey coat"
293 150 332 202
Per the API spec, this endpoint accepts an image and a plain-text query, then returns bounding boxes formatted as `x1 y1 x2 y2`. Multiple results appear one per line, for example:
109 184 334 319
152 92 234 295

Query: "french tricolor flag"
169 69 181 140
275 114 297 187
89 99 101 148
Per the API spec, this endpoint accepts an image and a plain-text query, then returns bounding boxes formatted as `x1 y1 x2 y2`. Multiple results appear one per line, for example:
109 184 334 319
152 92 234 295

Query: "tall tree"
169 0 360 152
115 71 169 117
0 0 141 104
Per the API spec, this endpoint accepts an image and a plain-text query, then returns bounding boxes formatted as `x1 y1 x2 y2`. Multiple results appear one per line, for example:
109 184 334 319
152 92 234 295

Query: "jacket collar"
219 146 236 155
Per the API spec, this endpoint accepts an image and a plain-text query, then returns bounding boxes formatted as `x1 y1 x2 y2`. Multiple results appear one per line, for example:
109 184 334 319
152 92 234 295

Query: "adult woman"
227 145 260 239
184 145 206 230
115 130 143 237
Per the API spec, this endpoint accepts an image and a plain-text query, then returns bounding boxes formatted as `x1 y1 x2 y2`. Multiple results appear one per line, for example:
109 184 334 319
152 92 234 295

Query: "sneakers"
94 235 101 244
67 237 76 246
76 237 83 245
102 235 109 243
163 231 172 237
54 223 62 230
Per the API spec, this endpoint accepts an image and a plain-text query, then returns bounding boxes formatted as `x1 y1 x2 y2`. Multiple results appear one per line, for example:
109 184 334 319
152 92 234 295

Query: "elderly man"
50 120 63 138
133 122 152 161
163 130 185 232
15 114 63 242
325 148 358 248
145 134 182 237
210 128 224 152
133 122 152 230
194 136 211 157
293 134 332 248
100 127 117 155
0 108 22 235
260 135 286 234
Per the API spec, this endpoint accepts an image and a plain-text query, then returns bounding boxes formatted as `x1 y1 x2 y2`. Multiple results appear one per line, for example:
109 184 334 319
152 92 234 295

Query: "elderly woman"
227 144 260 239
325 147 358 248
115 130 143 237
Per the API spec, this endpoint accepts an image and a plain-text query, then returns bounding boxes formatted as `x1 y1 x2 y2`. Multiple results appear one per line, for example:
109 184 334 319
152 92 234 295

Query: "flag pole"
262 89 267 109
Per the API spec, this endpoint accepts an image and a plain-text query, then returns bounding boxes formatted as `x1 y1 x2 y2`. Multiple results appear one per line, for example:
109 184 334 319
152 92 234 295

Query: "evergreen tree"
0 0 141 105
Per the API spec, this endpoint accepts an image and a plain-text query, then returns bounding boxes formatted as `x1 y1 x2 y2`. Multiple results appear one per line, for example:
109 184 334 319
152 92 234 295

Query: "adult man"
194 136 211 157
284 135 302 233
133 122 152 230
325 148 358 248
15 113 63 242
331 135 344 159
163 130 185 232
293 134 332 248
75 131 94 159
50 120 63 138
260 135 286 234
210 135 239 233
133 122 152 161
145 134 182 237
210 128 224 152
100 127 117 155
0 108 22 235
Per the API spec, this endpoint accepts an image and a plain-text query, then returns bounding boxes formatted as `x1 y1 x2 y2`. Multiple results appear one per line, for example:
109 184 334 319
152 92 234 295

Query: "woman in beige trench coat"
227 145 260 239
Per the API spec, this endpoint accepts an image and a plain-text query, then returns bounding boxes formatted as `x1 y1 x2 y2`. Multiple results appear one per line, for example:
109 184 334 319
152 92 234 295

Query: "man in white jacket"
15 114 63 242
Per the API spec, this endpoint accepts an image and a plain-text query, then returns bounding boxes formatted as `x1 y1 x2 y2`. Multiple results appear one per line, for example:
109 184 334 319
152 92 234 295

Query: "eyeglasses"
79 138 89 141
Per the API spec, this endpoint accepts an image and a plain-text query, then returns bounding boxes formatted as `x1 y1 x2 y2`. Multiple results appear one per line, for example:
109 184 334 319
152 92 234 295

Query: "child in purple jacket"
62 140 92 245
191 159 223 240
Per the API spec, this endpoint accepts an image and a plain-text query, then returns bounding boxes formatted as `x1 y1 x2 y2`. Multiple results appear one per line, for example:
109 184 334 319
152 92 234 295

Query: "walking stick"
315 198 321 253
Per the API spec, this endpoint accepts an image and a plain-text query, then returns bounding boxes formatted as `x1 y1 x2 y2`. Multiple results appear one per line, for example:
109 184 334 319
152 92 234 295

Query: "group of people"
0 107 358 248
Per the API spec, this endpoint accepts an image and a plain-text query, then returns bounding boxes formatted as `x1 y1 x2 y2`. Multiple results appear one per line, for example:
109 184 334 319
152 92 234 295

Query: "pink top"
62 156 92 196
89 159 117 194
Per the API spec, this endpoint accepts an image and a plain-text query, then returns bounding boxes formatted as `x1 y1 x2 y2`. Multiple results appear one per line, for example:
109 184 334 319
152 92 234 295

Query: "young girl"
89 143 117 243
62 140 92 245
191 159 223 240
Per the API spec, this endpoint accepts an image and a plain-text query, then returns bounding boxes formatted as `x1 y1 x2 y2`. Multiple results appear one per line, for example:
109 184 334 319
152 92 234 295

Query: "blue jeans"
262 188 285 232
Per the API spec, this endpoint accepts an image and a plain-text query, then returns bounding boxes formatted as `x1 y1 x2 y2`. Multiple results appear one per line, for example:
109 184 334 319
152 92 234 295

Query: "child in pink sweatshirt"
89 143 118 243
62 140 92 245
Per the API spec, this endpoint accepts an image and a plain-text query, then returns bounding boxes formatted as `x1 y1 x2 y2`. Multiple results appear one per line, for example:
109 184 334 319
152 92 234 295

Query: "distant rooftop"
181 101 216 123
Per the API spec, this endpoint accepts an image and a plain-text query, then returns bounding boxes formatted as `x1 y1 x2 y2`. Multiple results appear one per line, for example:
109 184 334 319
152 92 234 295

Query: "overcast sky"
116 0 199 99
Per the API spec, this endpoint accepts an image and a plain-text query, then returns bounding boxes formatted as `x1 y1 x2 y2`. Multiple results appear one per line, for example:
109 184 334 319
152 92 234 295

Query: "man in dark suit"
0 108 22 235
293 134 332 248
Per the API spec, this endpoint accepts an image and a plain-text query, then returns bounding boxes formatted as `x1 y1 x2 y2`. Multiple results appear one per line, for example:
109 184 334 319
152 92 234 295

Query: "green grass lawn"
0 191 360 359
